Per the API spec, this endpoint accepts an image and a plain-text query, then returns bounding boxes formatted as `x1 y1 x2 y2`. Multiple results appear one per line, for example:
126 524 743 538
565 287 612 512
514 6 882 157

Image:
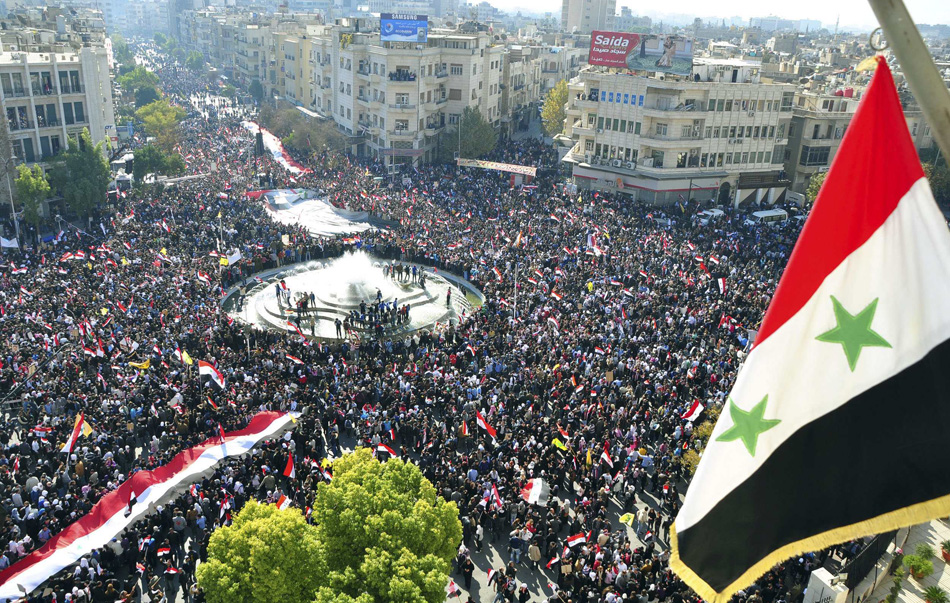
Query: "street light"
3 156 20 246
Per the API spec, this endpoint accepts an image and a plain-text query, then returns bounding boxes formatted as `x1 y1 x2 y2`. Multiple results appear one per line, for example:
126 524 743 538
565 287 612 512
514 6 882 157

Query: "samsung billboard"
380 13 428 43
589 32 693 76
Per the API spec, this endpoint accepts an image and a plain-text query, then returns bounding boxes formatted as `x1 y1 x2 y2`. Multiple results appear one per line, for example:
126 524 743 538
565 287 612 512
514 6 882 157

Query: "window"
764 151 772 164
746 126 752 137
655 123 668 136
701 153 707 167
395 119 409 131
736 126 744 139
753 126 760 138
725 100 732 111
912 122 918 136
449 113 460 124
725 152 733 164
769 126 775 138
757 152 764 163
741 152 748 164
717 99 725 111
681 125 692 138
713 127 720 138
613 119 619 131
448 89 462 101
729 126 736 138
781 92 794 111
597 117 604 130
395 93 409 105
634 122 641 135
705 127 712 138
450 64 463 75
799 145 831 166
716 153 723 167
585 140 594 151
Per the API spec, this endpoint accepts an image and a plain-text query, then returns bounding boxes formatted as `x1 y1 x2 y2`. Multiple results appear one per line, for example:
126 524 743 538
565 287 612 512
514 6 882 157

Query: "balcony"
59 83 85 95
356 95 371 104
571 120 593 136
3 89 28 98
32 86 56 96
356 67 371 77
37 119 62 128
541 68 559 74
513 83 525 91
388 103 416 111
388 71 417 82
7 119 33 131
388 128 415 140
425 123 444 132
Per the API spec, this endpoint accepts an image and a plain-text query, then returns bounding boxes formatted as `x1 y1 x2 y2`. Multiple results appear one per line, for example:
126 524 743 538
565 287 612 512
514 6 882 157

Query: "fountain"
232 251 481 340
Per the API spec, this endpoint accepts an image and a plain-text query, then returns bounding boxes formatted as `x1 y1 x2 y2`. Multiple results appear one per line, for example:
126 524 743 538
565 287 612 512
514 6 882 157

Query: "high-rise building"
561 0 615 34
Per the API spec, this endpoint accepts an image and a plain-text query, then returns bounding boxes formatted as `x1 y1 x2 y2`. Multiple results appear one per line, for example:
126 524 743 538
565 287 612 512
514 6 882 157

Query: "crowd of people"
0 44 872 603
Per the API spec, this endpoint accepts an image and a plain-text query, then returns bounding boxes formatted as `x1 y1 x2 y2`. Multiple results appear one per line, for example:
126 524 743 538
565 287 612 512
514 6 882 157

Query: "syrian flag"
286 354 304 365
475 410 496 440
717 277 727 295
671 59 950 603
547 317 560 331
196 271 211 286
520 478 550 506
160 219 170 233
198 360 226 390
61 413 87 454
600 444 614 469
276 494 291 510
460 421 469 436
681 400 704 423
566 533 587 548
283 453 296 479
376 443 397 457
124 490 137 517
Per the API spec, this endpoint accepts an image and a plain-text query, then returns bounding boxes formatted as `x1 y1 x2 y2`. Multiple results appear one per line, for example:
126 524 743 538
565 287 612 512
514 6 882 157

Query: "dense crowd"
0 47 866 603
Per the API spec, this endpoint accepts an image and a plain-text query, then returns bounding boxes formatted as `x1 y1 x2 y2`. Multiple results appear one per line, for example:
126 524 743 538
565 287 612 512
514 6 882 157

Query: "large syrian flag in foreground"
671 57 950 603
0 412 296 600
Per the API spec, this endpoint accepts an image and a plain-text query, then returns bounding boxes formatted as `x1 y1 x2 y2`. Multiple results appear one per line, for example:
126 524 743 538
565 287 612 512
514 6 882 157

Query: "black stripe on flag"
676 337 950 593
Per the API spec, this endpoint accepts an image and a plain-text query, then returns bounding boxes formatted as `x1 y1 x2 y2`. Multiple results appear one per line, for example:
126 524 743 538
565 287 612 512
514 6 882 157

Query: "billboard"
380 13 428 43
589 32 693 75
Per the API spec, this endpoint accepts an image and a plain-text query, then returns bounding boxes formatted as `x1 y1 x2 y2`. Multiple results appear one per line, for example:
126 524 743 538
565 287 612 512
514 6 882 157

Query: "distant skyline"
501 0 948 32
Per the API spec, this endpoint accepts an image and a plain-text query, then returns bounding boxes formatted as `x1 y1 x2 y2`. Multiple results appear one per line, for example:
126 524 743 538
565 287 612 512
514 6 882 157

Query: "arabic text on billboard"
380 13 428 43
589 32 693 76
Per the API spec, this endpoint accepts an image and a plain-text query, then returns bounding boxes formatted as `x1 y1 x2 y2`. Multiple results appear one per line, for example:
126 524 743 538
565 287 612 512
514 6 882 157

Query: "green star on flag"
716 396 781 456
815 296 891 371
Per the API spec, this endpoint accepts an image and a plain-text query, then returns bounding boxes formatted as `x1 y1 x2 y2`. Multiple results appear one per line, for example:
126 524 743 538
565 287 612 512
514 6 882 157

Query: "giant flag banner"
0 412 296 600
670 57 950 602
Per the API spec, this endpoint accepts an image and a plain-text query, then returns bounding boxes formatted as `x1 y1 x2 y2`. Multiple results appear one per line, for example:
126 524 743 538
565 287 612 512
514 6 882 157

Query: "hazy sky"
507 0 948 32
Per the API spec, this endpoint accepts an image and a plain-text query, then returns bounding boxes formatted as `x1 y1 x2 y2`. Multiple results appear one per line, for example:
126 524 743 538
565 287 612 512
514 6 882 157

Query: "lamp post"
3 156 20 247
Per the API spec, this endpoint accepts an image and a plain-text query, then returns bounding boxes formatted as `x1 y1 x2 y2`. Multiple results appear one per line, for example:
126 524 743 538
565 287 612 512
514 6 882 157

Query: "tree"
111 34 134 65
221 84 237 99
14 164 49 228
196 500 323 603
135 100 186 152
186 51 205 72
118 66 160 94
805 171 827 204
542 79 569 137
134 85 161 108
132 145 185 184
249 79 264 102
923 162 950 205
48 129 110 218
313 449 462 603
457 106 497 159
154 32 168 47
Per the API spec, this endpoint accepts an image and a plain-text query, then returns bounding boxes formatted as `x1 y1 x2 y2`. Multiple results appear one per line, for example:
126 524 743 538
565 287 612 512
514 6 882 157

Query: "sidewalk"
869 520 950 603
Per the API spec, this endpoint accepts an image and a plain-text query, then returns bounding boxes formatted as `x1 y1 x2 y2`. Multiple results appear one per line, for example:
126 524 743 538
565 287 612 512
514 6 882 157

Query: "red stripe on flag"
756 58 922 347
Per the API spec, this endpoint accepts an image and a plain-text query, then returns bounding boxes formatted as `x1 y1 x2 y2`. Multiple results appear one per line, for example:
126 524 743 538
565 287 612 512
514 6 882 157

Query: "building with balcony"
562 59 795 206
0 46 116 165
561 0 614 34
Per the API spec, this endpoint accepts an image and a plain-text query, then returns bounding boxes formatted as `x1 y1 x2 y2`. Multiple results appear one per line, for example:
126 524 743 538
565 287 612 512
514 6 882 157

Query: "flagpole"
867 0 950 160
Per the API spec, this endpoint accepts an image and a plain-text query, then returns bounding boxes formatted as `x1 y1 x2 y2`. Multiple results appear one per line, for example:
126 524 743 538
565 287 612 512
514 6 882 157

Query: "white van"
744 209 788 227
697 209 725 225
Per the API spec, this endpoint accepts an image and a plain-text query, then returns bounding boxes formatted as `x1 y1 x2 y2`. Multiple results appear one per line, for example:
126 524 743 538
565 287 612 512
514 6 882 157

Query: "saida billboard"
589 32 693 75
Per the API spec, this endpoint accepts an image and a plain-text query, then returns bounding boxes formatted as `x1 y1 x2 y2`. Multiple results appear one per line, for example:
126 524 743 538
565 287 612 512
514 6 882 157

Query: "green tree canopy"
118 66 160 93
196 500 323 603
111 34 134 64
135 100 186 152
805 171 827 204
48 129 110 218
14 164 49 228
542 79 569 137
185 51 205 72
249 79 264 101
313 449 462 603
134 85 161 108
197 451 460 603
132 145 185 183
458 106 497 159
154 32 168 47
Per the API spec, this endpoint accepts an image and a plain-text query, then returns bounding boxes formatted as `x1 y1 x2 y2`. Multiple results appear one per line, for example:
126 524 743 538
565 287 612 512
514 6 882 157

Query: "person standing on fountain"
335 318 343 338
446 288 452 308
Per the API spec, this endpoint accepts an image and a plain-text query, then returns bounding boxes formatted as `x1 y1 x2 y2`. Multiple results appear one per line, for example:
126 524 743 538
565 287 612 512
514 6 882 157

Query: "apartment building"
783 90 856 193
0 46 116 165
561 0 614 34
563 58 795 207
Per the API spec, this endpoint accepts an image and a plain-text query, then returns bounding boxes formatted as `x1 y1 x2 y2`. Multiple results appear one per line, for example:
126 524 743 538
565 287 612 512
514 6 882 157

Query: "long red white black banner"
0 411 297 601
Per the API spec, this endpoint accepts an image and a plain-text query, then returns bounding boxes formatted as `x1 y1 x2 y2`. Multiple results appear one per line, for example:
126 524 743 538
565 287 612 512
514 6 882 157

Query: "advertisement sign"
589 31 693 75
380 13 428 43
